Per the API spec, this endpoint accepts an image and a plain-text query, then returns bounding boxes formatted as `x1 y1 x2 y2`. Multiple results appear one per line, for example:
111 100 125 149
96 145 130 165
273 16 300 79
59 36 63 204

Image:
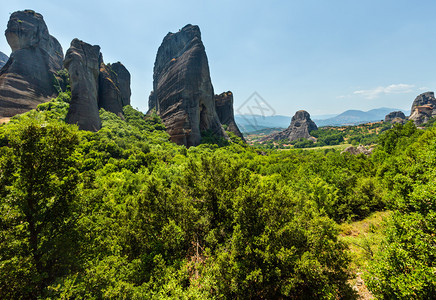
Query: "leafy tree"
0 115 80 299
367 127 436 299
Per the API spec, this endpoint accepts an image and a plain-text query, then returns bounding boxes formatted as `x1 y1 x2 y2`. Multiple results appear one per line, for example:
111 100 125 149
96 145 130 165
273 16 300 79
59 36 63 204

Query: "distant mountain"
235 115 290 133
314 108 409 126
236 108 410 133
0 51 8 69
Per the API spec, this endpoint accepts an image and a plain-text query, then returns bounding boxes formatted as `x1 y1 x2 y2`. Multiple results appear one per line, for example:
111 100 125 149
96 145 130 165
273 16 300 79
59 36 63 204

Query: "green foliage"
204 175 352 299
293 137 315 148
366 126 436 299
36 91 71 121
53 68 70 94
377 121 422 154
7 102 431 299
0 116 80 298
311 128 344 146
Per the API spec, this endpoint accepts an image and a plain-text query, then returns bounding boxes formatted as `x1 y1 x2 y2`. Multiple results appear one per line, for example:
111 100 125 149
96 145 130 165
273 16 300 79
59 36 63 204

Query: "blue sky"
1 0 435 116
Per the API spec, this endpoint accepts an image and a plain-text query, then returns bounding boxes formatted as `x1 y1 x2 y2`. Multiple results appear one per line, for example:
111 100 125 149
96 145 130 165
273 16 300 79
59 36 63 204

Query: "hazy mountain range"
236 107 410 133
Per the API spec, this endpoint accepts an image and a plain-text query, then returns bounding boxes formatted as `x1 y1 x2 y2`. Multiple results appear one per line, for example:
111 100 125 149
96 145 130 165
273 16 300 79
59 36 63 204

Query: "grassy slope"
339 211 391 299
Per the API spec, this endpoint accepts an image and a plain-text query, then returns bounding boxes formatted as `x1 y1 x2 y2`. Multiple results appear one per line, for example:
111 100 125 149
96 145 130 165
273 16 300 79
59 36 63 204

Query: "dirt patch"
0 117 10 124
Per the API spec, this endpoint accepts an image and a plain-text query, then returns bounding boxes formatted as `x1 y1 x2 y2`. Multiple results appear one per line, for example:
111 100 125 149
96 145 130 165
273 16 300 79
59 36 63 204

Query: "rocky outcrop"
111 62 131 107
98 56 124 117
0 51 8 69
149 24 226 147
214 91 244 140
65 39 131 131
411 92 436 112
0 10 63 117
341 145 373 156
409 92 436 125
409 104 434 125
64 39 101 131
262 110 318 142
385 111 406 123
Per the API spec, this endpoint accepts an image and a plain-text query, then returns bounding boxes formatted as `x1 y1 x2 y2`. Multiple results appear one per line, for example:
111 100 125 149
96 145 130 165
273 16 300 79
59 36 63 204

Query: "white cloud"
353 84 415 99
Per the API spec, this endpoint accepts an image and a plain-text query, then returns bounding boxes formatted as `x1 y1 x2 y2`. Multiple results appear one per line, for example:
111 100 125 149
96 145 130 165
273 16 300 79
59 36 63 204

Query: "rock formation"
0 10 63 117
409 92 436 125
111 62 131 107
149 24 226 146
0 51 8 69
98 57 128 117
341 145 373 156
214 91 244 140
64 39 101 131
261 110 318 142
410 92 436 112
65 39 131 131
385 111 406 123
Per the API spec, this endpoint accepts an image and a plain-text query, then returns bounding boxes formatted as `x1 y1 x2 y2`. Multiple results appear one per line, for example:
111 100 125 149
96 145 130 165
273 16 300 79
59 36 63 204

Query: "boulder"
149 24 226 146
98 55 124 117
64 38 101 131
341 145 373 156
0 51 8 69
0 10 63 117
214 91 245 140
385 111 406 123
261 110 318 142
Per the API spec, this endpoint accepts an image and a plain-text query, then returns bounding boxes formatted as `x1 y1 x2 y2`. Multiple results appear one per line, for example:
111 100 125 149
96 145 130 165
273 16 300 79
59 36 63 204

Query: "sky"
1 0 435 117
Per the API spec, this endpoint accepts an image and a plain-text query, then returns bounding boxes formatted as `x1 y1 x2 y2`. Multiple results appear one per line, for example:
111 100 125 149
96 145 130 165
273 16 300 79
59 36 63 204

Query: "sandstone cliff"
409 92 436 125
261 110 318 142
0 10 63 117
149 24 226 146
64 39 102 131
65 39 131 131
98 56 124 117
111 62 131 107
214 91 244 140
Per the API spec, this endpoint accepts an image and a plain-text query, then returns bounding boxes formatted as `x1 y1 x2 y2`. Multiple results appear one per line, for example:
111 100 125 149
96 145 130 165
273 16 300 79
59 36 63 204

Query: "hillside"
1 7 436 300
315 108 409 126
2 92 435 299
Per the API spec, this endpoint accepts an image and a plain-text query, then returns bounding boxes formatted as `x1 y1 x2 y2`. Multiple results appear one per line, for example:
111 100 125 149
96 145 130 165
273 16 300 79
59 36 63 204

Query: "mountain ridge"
236 107 409 132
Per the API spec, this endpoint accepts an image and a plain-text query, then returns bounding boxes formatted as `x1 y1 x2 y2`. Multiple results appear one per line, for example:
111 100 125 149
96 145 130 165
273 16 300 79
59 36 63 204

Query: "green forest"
1 90 435 299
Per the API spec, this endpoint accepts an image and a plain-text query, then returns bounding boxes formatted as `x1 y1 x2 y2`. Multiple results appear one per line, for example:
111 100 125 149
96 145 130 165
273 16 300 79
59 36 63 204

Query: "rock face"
0 10 63 117
98 57 126 117
262 110 318 142
214 91 244 140
411 92 436 112
149 24 226 146
65 39 131 131
409 92 436 125
111 62 131 107
385 111 406 123
64 39 101 131
0 51 8 69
